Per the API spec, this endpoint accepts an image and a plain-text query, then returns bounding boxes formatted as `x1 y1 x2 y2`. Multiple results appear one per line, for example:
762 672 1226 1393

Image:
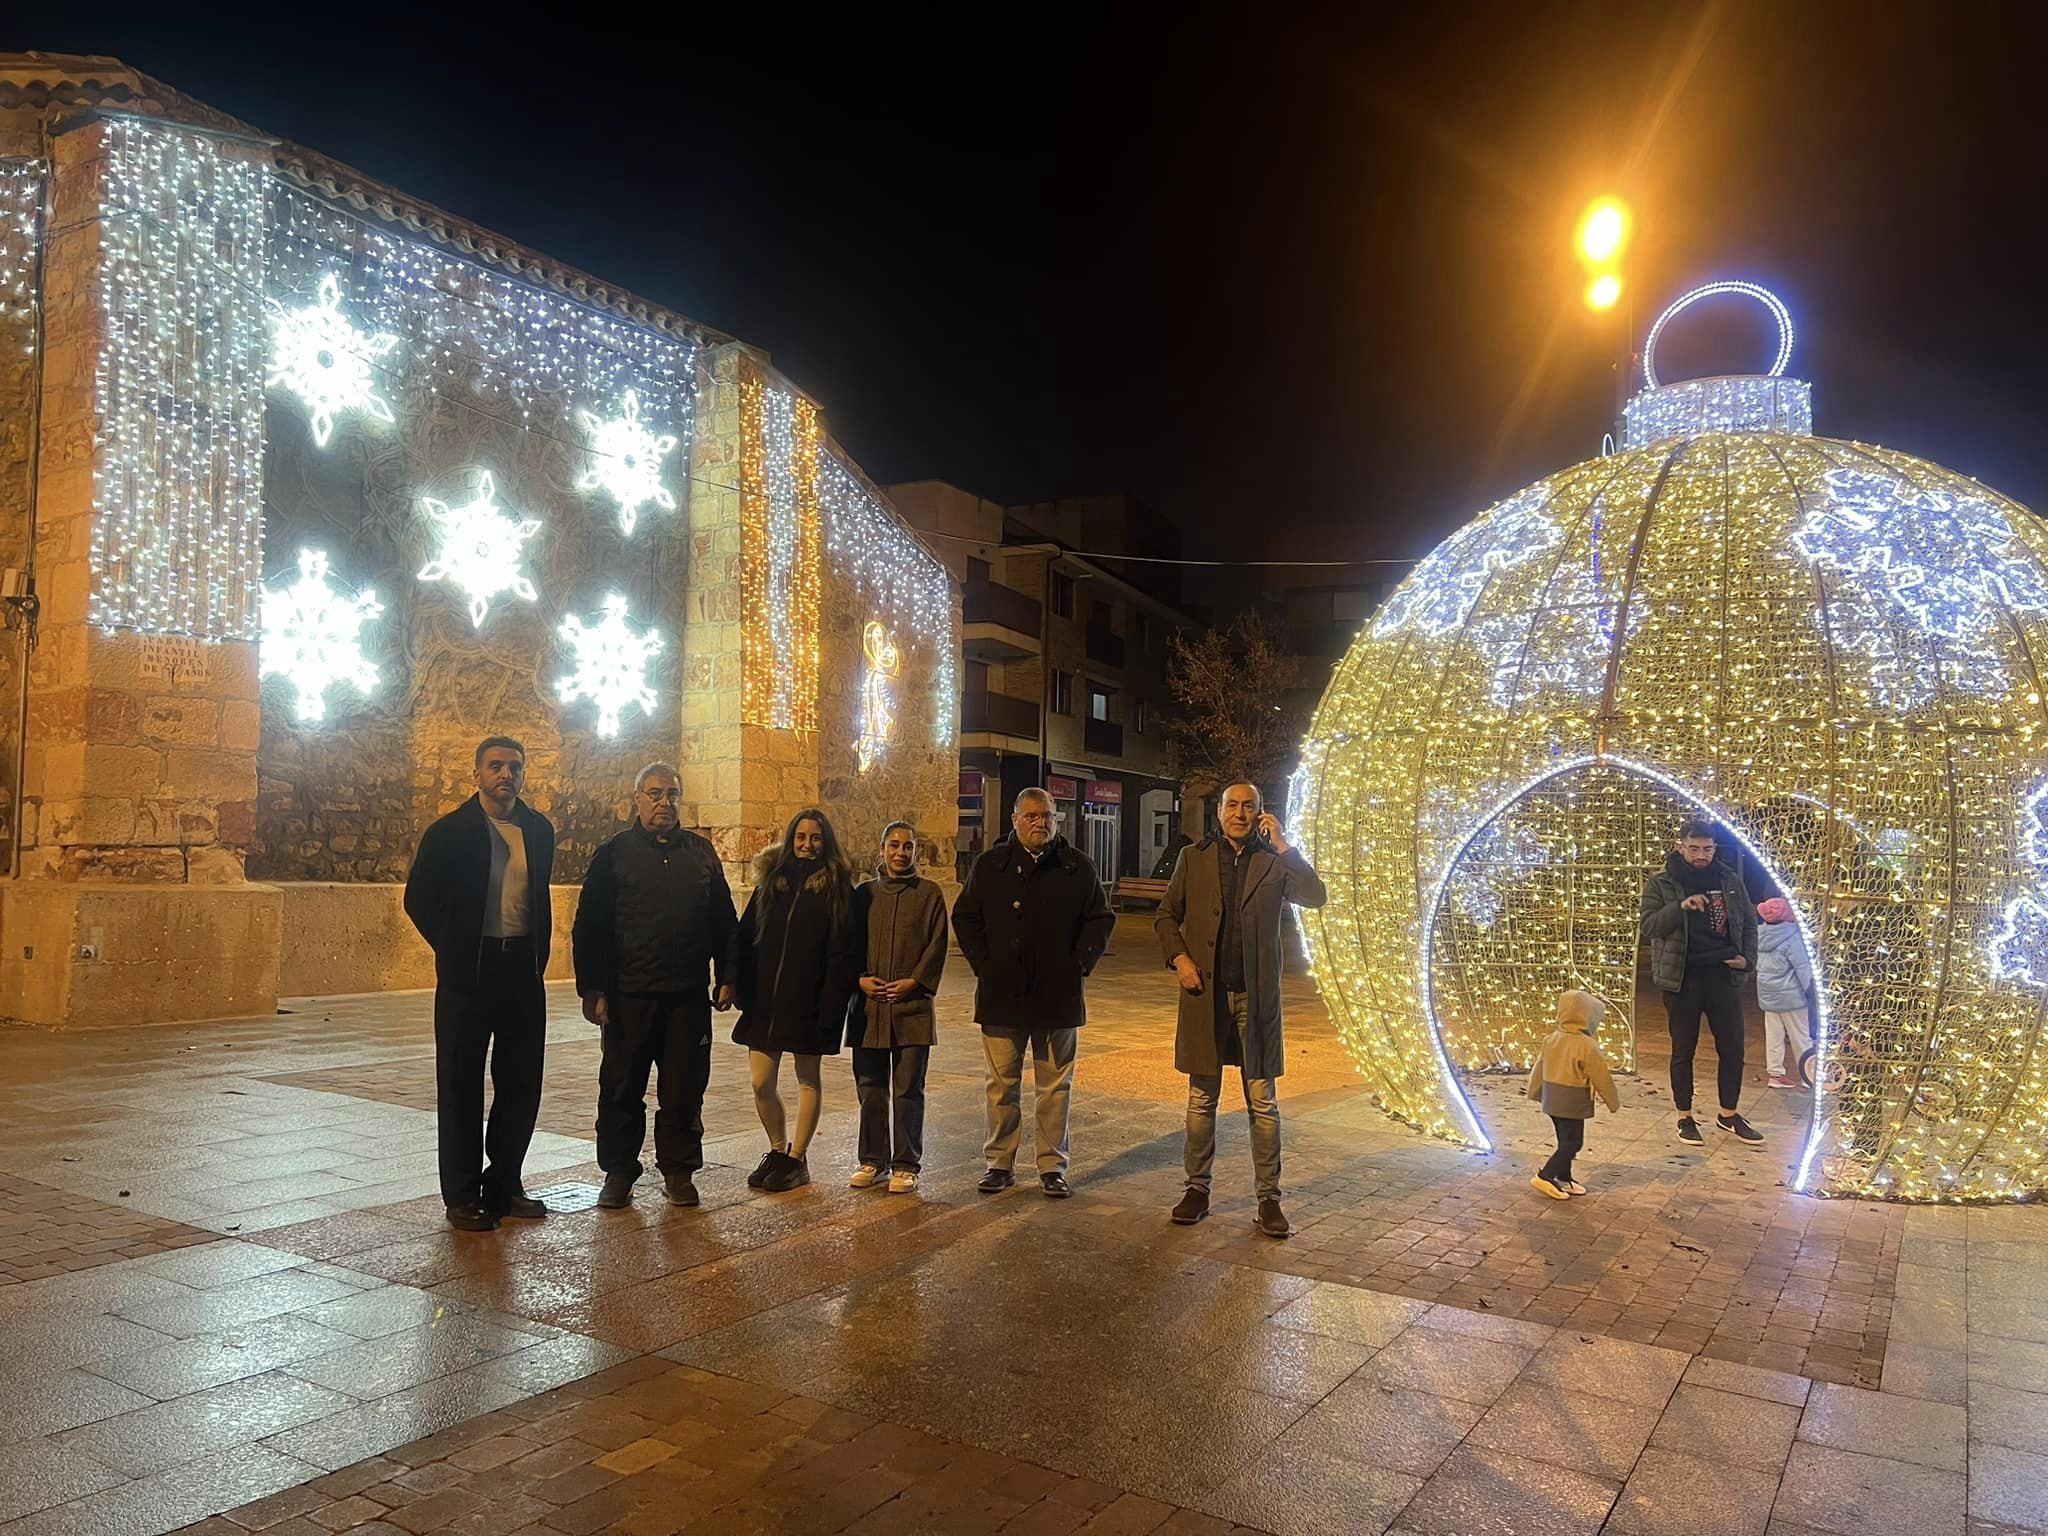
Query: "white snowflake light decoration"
265 272 398 447
417 470 542 628
577 390 678 535
557 593 663 737
1373 487 1562 640
260 548 382 722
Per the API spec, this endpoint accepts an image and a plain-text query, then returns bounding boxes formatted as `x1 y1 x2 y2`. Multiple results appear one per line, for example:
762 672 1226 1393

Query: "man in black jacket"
952 786 1114 1198
402 736 557 1232
573 762 737 1211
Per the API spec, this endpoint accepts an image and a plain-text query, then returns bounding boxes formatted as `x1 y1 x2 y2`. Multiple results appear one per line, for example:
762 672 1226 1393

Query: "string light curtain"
1293 383 2048 1203
740 378 821 732
817 451 957 753
91 121 268 637
1 158 41 343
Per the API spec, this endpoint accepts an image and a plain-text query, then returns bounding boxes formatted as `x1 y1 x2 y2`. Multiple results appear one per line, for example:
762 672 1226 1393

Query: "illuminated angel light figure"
265 272 398 447
856 620 902 774
1371 487 1561 640
576 389 678 535
416 471 541 628
259 548 382 722
557 594 663 737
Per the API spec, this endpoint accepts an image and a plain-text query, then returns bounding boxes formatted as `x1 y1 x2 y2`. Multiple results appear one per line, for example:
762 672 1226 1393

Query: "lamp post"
1576 196 1634 440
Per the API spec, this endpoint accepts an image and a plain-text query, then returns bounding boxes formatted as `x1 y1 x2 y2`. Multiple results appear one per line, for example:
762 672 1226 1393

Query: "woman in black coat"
730 808 859 1192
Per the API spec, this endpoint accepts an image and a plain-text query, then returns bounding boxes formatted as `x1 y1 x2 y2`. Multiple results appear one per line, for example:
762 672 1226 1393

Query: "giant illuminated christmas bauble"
1290 283 2048 1201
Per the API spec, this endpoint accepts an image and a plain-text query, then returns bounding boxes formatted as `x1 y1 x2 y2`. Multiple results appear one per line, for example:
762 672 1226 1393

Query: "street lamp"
1575 195 1635 434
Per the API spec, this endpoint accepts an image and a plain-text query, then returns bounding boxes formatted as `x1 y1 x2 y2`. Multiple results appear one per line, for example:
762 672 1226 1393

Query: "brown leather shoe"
1171 1187 1209 1225
1255 1197 1291 1239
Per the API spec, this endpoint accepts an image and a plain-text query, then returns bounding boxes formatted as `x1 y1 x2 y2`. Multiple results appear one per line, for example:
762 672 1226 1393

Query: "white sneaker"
848 1165 883 1189
888 1170 919 1195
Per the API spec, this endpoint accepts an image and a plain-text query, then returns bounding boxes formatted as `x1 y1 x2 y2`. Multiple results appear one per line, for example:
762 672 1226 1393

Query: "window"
1089 683 1111 722
968 556 991 584
1051 670 1072 714
1135 698 1147 734
1332 588 1371 622
1050 569 1075 618
1133 612 1149 649
1091 599 1113 630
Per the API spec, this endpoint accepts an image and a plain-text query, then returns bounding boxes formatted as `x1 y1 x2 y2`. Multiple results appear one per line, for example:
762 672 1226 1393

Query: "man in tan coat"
1156 782 1327 1237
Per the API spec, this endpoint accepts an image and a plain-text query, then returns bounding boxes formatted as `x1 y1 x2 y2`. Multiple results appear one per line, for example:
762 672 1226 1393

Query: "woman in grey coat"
848 822 949 1193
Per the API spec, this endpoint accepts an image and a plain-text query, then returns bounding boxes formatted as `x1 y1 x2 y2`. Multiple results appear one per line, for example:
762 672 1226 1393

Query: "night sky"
27 4 2048 568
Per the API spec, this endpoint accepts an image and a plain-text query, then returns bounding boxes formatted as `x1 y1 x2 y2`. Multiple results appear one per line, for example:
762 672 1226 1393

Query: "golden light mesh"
1293 422 2048 1201
738 376 822 732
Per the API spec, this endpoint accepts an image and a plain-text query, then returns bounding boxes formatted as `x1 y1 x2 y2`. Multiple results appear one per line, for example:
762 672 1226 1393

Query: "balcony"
1085 717 1124 757
1085 625 1125 669
962 688 1040 746
963 579 1042 663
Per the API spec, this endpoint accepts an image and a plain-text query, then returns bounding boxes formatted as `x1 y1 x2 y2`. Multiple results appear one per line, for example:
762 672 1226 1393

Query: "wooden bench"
1113 876 1171 911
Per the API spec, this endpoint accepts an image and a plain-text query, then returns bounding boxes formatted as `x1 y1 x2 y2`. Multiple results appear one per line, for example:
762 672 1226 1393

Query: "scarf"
1667 851 1722 895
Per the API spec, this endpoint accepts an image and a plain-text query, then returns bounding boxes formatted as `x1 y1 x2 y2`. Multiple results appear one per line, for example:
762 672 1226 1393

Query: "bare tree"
1164 610 1310 798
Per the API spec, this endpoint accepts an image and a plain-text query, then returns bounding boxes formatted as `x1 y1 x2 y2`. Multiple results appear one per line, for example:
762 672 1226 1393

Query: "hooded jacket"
1757 919 1815 1013
848 868 949 1049
1526 992 1621 1119
729 844 861 1055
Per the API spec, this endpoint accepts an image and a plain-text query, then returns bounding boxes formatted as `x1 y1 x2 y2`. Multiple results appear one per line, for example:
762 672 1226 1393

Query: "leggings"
1539 1115 1585 1183
749 1049 823 1157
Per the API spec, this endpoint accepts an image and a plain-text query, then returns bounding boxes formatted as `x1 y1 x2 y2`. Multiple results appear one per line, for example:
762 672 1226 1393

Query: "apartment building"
887 482 1196 885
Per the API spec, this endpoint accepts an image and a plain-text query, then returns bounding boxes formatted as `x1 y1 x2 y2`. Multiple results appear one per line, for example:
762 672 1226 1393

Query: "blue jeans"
1184 991 1282 1199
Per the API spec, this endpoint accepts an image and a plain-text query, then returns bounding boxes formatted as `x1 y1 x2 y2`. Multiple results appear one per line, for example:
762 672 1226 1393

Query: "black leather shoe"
495 1192 547 1220
1041 1172 1072 1199
977 1167 1014 1194
664 1176 700 1207
1255 1197 1292 1238
445 1204 499 1232
747 1150 780 1190
1171 1187 1209 1225
596 1172 636 1209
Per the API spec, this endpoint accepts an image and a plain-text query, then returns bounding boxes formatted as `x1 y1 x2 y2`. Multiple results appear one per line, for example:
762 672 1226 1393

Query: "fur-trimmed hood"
749 842 857 891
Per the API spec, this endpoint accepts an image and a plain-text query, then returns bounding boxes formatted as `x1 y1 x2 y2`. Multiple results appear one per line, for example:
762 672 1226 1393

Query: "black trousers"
1540 1115 1585 1183
1665 965 1746 1114
852 1044 930 1172
434 939 547 1210
596 993 712 1180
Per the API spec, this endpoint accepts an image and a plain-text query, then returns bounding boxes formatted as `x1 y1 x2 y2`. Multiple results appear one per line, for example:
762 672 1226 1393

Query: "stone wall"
0 161 37 873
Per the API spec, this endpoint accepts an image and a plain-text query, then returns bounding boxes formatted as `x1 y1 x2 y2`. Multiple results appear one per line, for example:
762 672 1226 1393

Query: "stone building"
887 482 1192 885
0 55 959 1026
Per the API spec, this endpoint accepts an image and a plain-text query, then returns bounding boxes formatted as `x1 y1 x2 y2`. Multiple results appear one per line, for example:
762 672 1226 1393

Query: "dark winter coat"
402 796 556 988
729 846 861 1055
952 834 1114 1033
1155 835 1328 1080
571 823 736 999
848 871 950 1049
1640 854 1758 993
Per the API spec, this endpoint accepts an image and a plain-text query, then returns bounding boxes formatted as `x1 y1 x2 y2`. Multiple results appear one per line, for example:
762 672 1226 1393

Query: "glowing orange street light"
1585 272 1623 312
1576 196 1631 266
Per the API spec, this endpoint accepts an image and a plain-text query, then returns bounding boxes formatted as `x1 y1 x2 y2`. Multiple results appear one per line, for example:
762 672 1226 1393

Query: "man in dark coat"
952 786 1114 1198
1157 781 1327 1237
573 762 737 1212
849 822 950 1193
1641 818 1764 1149
402 736 556 1232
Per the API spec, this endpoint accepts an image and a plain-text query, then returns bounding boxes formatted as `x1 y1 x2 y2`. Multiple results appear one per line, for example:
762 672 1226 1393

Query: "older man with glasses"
573 762 737 1209
952 786 1114 1197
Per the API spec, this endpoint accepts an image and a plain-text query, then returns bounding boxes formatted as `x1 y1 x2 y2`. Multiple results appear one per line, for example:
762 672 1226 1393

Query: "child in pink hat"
1755 897 1814 1089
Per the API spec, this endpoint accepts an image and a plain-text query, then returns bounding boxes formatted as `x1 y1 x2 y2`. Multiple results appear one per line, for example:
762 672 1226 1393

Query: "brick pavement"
0 1172 216 1284
0 917 2041 1535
